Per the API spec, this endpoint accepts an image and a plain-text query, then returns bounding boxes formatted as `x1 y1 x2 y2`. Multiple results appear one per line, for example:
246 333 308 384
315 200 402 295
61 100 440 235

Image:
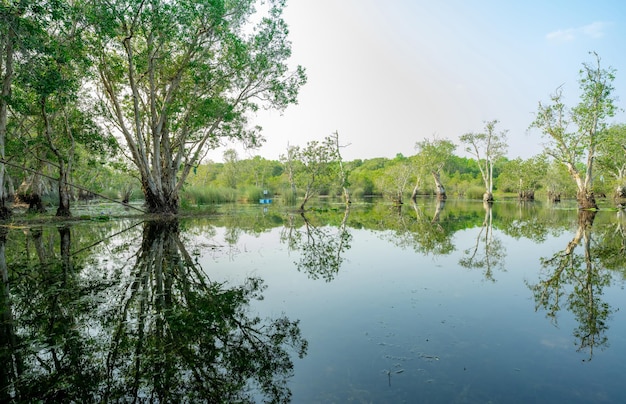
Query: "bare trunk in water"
432 171 447 200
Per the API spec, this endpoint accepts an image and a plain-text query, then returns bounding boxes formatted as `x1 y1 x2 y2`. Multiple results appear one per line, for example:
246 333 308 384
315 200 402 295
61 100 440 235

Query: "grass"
181 186 238 205
463 186 486 200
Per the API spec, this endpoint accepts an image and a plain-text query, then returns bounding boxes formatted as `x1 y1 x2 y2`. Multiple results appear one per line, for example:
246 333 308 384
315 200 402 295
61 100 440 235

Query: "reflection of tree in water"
528 210 614 361
1 225 104 402
0 220 307 402
594 209 626 273
376 200 455 257
459 202 506 281
282 207 352 282
497 201 574 242
409 200 455 255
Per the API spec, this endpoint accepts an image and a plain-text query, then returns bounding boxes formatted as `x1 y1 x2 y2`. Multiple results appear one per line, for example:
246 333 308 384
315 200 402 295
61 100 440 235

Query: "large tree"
89 0 305 214
0 0 39 218
459 119 508 202
531 52 617 209
18 0 102 216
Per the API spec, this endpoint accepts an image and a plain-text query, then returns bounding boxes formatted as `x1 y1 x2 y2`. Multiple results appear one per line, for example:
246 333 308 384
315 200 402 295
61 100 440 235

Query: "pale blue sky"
212 0 626 162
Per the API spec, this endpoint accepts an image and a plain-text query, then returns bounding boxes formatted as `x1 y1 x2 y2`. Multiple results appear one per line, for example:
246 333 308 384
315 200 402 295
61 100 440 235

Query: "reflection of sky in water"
199 225 626 403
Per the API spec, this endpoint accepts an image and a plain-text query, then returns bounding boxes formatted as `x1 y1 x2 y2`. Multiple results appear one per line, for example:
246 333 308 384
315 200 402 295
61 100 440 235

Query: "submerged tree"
88 0 306 214
460 120 508 202
331 130 351 204
378 155 412 206
531 52 617 210
0 0 41 218
497 155 548 201
284 136 339 211
413 136 455 201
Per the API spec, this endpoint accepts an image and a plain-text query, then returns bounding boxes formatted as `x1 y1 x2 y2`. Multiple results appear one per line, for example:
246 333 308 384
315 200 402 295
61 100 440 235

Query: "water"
1 199 625 403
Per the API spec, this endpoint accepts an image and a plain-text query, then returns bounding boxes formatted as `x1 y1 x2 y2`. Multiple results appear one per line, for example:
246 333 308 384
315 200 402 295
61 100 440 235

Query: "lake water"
1 198 625 403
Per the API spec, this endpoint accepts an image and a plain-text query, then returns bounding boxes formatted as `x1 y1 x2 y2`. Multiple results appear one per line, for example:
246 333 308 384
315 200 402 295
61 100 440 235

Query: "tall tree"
9 0 114 216
460 120 508 202
219 148 240 189
531 52 617 209
331 130 350 204
88 0 305 214
0 0 38 218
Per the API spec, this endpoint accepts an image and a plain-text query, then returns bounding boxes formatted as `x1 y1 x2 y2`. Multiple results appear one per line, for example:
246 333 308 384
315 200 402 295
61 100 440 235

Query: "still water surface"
1 199 625 403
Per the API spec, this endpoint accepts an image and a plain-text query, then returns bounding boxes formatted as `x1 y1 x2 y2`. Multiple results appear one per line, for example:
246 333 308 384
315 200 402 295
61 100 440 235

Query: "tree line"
1 0 622 217
185 120 624 210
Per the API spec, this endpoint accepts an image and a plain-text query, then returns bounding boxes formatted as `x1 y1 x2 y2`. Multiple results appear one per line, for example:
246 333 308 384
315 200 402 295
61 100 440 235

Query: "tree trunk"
342 187 351 205
394 191 403 205
410 176 421 202
143 179 179 214
0 25 14 219
548 191 561 202
518 190 535 201
483 191 494 203
56 166 71 217
5 174 13 202
16 171 47 213
577 190 597 210
431 171 447 201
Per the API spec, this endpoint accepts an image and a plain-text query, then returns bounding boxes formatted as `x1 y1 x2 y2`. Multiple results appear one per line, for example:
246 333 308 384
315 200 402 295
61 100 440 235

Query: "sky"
208 0 626 162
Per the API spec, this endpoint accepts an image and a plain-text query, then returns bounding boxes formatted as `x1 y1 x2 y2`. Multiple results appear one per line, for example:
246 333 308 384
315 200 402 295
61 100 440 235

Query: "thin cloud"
546 21 610 42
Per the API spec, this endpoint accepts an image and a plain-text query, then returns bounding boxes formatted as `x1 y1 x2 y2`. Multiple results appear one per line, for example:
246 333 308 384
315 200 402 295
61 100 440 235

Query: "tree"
460 120 508 202
596 124 626 197
88 0 305 214
497 155 548 200
284 136 339 211
6 0 116 217
331 130 350 204
219 148 240 189
531 52 617 209
413 136 455 201
544 160 577 202
378 158 412 206
0 0 40 218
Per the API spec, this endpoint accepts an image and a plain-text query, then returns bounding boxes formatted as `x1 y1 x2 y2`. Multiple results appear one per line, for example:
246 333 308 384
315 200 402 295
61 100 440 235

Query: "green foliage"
414 136 456 178
85 0 306 213
531 52 617 206
596 123 626 193
497 155 548 193
283 135 341 209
